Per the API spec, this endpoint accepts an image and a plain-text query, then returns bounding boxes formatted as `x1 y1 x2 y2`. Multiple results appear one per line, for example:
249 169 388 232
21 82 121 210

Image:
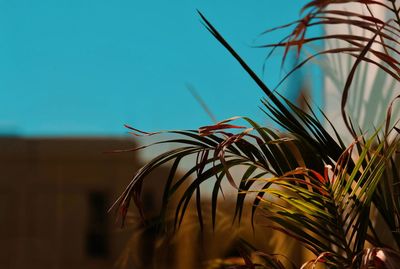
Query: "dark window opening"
86 191 109 259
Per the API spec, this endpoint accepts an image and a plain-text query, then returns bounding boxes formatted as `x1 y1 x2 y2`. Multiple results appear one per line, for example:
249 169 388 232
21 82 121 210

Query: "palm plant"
113 1 400 268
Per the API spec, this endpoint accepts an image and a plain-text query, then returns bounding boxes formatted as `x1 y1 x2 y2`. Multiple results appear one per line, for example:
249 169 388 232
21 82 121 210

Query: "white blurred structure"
323 3 397 141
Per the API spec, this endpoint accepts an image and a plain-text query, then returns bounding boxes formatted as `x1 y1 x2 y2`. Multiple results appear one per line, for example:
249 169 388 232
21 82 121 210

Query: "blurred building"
323 2 392 140
0 137 312 269
0 137 149 269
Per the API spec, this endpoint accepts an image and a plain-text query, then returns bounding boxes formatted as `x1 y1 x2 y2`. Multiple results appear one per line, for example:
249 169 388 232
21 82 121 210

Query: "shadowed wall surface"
0 137 141 269
0 137 311 269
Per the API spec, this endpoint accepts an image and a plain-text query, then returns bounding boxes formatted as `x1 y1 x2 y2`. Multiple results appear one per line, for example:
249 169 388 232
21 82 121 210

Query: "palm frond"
112 12 352 230
114 3 400 268
260 0 400 137
255 131 399 267
113 115 329 228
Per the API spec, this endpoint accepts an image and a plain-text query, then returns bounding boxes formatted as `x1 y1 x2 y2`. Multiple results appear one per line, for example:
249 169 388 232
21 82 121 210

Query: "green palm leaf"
256 132 399 267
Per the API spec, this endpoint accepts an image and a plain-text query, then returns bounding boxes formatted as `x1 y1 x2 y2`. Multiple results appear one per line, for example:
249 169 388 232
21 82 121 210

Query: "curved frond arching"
256 133 399 267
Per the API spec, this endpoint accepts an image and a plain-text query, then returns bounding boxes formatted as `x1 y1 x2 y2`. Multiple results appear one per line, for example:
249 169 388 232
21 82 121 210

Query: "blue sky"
0 1 313 136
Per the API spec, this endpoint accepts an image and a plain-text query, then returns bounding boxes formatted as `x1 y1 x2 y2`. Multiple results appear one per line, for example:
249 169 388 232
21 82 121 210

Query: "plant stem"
390 0 400 27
